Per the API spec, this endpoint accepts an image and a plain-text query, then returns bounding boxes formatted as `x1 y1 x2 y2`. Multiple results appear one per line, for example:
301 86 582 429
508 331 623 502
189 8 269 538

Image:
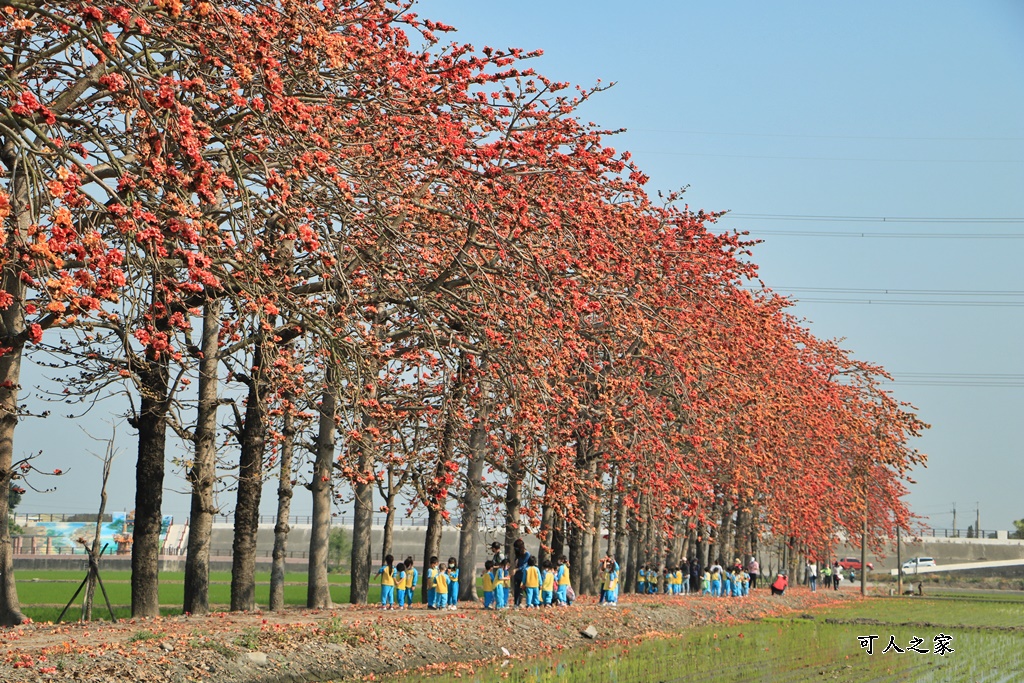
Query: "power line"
755 287 1024 297
633 150 1023 163
894 373 1024 379
720 214 1024 237
630 128 1024 143
792 298 1024 307
887 381 1024 387
728 214 1024 222
883 372 1024 388
745 231 1024 239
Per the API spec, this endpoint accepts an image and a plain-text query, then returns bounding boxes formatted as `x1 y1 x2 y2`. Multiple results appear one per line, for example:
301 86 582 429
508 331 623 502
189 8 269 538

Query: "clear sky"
15 1 1024 533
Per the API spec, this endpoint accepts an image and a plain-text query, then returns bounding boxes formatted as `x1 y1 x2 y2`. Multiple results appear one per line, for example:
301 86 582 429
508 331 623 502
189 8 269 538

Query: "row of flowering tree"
0 0 926 625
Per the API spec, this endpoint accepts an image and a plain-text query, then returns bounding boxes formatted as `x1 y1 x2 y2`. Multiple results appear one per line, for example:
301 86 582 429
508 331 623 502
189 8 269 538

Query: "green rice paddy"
14 569 378 621
14 570 1024 682
391 594 1024 683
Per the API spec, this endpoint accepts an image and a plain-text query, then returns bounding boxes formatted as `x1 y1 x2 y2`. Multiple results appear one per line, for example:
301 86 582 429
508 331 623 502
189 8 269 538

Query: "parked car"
902 557 937 571
836 557 874 571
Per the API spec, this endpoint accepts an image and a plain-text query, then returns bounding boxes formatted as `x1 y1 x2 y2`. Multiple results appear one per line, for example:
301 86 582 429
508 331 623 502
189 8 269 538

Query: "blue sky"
16 1 1024 532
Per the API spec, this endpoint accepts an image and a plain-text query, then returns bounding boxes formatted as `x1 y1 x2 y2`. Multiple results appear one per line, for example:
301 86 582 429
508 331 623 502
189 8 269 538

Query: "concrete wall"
13 524 544 573
834 536 1024 571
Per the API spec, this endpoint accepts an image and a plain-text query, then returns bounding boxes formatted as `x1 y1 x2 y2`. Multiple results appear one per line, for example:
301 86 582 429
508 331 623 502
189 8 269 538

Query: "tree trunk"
83 442 113 621
589 489 603 589
735 507 752 564
0 322 25 626
551 515 565 561
538 502 554 566
230 338 270 612
0 142 30 627
457 396 489 603
719 501 735 565
381 471 397 560
577 501 595 594
537 447 557 565
421 506 443 604
349 374 380 605
614 489 628 566
270 406 296 611
184 298 222 615
349 456 374 604
568 436 597 595
132 355 170 618
502 436 523 561
308 378 337 608
698 521 709 569
416 368 462 604
625 517 638 594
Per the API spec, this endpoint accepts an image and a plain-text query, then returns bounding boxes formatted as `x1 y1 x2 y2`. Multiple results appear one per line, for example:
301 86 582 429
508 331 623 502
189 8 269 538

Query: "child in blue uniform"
446 557 460 610
541 560 556 606
395 561 407 609
404 558 418 608
432 563 449 609
426 556 439 608
522 557 542 608
555 556 571 606
482 560 496 609
376 554 396 609
495 559 509 608
602 557 619 605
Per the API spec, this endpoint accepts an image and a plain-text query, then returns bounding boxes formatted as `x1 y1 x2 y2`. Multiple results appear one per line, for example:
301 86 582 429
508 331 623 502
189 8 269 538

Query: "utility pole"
896 525 902 596
860 511 867 596
976 503 981 539
861 457 869 597
952 504 957 538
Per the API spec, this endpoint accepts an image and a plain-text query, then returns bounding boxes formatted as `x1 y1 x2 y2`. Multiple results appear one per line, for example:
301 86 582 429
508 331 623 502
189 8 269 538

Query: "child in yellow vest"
375 554 396 609
541 560 556 606
522 556 542 608
555 555 573 606
426 556 439 608
482 560 496 609
432 564 449 609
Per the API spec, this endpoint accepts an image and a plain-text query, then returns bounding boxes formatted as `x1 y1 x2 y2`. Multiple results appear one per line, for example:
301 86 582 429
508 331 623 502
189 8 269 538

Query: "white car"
902 557 937 571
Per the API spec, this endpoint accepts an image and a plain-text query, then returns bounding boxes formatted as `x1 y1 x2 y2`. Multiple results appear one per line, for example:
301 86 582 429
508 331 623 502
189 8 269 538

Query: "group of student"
636 561 753 598
375 554 429 610
376 549 575 610
635 564 690 595
510 555 574 608
376 554 467 610
701 562 753 597
376 546 768 610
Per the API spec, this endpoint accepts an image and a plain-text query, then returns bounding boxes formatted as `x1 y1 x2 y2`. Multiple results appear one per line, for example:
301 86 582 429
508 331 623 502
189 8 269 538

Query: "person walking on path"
806 560 818 592
747 558 759 589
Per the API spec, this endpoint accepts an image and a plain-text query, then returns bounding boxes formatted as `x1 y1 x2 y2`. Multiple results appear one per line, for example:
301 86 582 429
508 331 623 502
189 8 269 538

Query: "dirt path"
0 589 855 682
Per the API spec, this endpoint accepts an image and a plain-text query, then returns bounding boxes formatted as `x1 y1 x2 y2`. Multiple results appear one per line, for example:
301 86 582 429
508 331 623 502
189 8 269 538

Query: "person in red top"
771 573 789 596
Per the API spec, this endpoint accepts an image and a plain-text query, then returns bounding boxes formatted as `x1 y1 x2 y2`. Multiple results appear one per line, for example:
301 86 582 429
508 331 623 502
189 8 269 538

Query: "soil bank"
0 589 856 682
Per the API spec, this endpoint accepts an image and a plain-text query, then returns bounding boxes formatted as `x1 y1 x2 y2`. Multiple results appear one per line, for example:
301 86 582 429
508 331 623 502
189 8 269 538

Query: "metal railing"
14 512 431 528
216 513 431 527
11 543 314 560
918 528 997 539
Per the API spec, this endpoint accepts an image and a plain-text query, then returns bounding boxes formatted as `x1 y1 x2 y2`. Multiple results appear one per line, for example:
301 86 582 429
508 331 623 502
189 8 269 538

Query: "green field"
15 570 393 622
392 594 1024 682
